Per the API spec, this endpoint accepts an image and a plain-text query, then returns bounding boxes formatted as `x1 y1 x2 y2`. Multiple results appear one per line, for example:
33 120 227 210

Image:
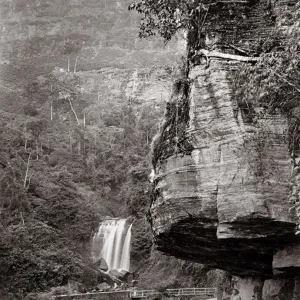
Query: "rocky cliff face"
151 0 300 298
152 59 296 277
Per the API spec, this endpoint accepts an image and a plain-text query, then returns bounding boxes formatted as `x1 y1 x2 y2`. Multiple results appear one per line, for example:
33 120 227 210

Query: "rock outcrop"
152 59 296 277
150 0 300 297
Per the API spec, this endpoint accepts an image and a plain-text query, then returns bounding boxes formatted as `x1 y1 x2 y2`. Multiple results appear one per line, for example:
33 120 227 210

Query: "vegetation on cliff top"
233 2 300 228
129 0 212 42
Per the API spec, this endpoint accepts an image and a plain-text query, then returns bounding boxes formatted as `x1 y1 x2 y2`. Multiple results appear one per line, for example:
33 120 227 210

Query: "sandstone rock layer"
151 59 296 277
150 0 300 278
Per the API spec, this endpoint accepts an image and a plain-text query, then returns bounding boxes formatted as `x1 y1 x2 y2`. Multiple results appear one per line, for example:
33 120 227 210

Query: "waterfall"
92 219 132 271
101 222 118 268
112 219 126 269
120 224 132 271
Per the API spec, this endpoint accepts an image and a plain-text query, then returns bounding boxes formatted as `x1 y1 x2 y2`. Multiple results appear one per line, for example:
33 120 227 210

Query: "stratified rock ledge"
151 60 297 277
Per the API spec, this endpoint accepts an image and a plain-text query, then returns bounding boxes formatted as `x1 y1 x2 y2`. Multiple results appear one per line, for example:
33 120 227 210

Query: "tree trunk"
50 100 53 121
98 86 101 101
69 134 72 154
146 129 149 145
78 139 81 155
36 139 39 160
24 136 28 151
74 56 78 73
197 49 259 62
68 114 73 154
23 126 29 151
23 153 31 189
66 96 79 125
67 55 70 72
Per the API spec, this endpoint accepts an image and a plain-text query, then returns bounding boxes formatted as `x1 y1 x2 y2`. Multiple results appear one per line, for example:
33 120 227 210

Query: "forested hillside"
0 0 186 297
130 0 300 299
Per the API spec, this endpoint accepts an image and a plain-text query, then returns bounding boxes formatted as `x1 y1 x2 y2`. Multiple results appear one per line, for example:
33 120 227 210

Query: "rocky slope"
150 0 300 299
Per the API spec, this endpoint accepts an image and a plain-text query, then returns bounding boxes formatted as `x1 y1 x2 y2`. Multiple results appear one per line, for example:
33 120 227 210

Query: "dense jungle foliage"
0 70 160 295
128 0 209 42
0 0 176 296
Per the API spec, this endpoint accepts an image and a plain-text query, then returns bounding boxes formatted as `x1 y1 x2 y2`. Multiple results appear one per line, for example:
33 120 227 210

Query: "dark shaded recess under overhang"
154 218 297 277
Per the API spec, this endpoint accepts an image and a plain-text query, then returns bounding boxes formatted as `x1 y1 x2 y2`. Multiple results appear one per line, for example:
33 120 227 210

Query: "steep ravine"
150 0 300 299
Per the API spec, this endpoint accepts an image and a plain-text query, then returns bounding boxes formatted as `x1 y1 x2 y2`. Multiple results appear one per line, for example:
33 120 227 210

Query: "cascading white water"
102 222 118 268
120 224 132 271
92 219 132 271
112 219 126 269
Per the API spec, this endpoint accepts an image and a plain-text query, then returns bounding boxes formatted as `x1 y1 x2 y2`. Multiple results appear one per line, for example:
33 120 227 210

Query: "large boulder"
93 258 109 272
108 269 133 283
109 269 123 279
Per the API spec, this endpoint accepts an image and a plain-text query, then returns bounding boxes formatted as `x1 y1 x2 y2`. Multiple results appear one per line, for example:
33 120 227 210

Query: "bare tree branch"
196 49 259 62
23 153 31 189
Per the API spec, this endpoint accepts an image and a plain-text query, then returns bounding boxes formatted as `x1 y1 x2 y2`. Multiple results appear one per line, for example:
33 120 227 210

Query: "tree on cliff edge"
128 0 261 60
128 0 212 45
